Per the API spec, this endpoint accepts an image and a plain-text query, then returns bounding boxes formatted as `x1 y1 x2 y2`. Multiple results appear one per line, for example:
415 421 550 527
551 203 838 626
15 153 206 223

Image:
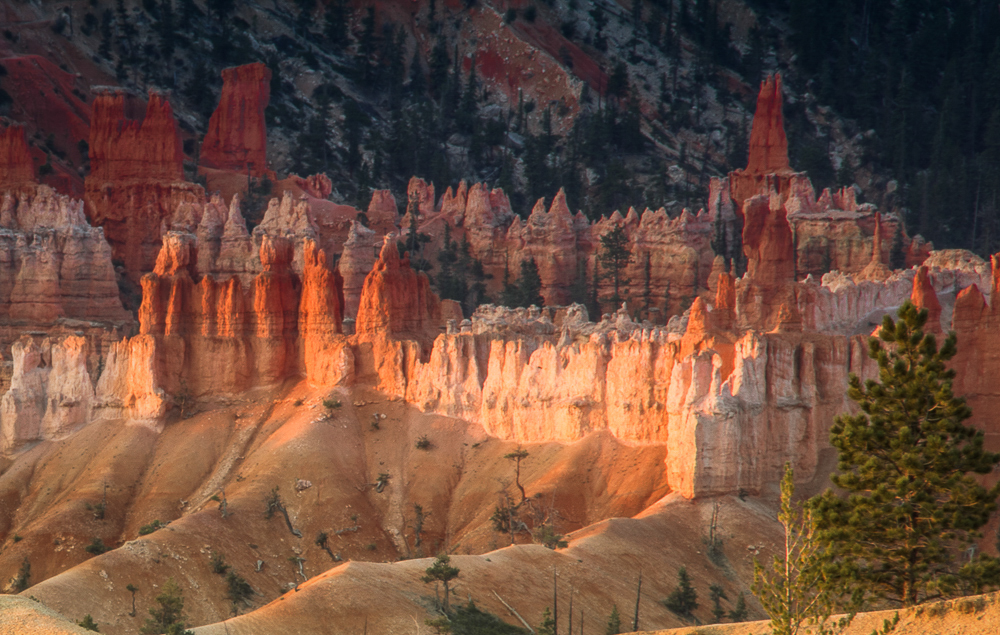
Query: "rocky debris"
200 63 271 175
288 173 333 200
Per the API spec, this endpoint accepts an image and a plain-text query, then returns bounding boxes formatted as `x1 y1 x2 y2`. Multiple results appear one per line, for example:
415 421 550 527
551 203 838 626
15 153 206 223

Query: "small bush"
533 524 568 550
504 8 516 22
85 500 106 520
138 520 164 536
415 435 432 450
226 571 254 611
85 538 109 555
13 558 30 591
293 398 303 406
264 486 281 519
366 543 377 551
523 6 537 22
211 551 230 575
77 614 99 631
322 398 341 411
12 534 22 543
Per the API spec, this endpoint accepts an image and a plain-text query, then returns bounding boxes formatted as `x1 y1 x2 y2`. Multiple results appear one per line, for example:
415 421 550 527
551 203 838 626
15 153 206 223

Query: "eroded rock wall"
85 91 204 278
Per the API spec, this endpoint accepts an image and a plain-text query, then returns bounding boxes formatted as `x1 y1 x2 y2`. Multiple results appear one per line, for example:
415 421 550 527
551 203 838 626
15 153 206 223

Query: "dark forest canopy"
28 0 1000 255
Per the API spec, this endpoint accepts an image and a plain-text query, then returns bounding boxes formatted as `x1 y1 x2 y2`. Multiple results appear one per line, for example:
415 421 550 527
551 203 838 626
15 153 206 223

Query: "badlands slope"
3 381 767 634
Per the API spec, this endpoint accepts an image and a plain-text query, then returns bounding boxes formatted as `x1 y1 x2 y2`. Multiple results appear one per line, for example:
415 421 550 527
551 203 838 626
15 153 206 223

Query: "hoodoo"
200 62 272 175
745 74 791 176
6 18 1000 635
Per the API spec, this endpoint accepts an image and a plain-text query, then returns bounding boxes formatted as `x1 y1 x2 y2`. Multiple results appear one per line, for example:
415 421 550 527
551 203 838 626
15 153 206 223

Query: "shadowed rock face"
85 91 203 278
0 125 34 188
87 93 184 184
199 63 271 175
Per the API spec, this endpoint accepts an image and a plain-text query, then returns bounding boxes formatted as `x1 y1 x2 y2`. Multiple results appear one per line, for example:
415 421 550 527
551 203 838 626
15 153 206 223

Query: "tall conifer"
812 301 1000 606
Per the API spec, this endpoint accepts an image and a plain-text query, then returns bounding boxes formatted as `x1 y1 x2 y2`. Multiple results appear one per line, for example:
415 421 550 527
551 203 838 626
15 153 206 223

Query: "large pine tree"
811 301 1000 607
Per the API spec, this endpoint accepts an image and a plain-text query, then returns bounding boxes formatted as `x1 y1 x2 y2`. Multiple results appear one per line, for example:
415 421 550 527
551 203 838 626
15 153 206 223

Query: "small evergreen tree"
423 554 460 614
709 583 727 623
516 259 544 308
443 600 529 634
78 615 100 632
752 464 833 635
598 224 632 308
226 571 254 615
728 592 748 622
12 557 30 592
140 578 193 635
605 604 621 634
323 0 348 49
537 607 556 635
499 260 519 308
811 301 1000 607
663 567 698 618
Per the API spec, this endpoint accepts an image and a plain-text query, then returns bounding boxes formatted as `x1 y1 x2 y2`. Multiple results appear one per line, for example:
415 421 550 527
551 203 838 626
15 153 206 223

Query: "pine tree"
499 260 520 308
516 258 544 308
598 224 632 308
752 464 833 635
728 592 748 622
140 578 193 635
323 0 348 50
708 584 727 623
662 567 698 618
422 554 460 614
603 604 621 634
811 301 1000 607
436 224 467 302
157 0 175 61
537 607 556 635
